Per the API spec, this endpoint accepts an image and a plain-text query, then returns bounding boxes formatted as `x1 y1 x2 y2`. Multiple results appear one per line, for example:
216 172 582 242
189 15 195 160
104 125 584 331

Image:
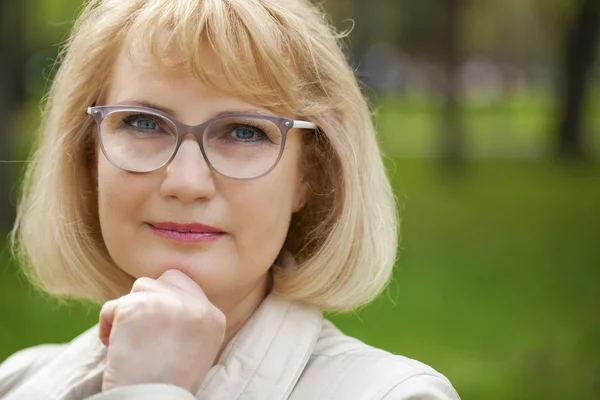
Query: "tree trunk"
350 0 372 81
440 0 464 168
0 0 26 230
556 0 600 160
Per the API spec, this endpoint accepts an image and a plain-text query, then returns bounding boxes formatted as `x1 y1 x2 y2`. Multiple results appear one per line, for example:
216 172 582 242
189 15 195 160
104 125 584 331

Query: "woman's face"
97 49 308 307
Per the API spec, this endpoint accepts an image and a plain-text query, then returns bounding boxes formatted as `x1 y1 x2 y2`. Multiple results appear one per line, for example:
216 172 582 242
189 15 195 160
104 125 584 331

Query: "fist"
98 269 226 394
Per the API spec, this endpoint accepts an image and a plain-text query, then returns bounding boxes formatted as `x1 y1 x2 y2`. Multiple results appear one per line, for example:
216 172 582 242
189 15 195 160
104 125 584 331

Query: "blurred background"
0 0 599 399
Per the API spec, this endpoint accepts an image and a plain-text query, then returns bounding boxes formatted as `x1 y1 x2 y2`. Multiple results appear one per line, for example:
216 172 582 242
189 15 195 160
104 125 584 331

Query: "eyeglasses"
87 105 317 180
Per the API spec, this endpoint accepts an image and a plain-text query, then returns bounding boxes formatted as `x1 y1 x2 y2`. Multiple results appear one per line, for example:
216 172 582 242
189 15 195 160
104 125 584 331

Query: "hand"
98 269 226 393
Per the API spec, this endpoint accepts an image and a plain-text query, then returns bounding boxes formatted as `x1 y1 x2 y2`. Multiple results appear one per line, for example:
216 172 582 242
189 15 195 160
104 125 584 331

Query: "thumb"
98 299 118 347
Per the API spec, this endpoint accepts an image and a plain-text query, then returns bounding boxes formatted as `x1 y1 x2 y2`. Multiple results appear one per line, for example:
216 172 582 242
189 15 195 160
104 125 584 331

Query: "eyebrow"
112 99 275 119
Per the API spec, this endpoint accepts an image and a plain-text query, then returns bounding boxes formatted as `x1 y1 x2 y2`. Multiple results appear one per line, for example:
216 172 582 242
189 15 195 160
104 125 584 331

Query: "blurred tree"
341 0 402 85
349 0 371 72
556 0 599 160
395 0 467 166
0 0 26 230
337 0 468 165
439 0 464 167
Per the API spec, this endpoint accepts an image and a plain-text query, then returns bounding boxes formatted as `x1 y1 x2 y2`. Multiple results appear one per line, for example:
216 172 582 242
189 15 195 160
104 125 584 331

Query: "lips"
148 222 223 233
146 222 225 243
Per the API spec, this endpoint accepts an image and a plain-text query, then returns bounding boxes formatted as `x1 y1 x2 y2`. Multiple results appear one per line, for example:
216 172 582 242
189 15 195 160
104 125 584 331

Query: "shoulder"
0 344 65 397
0 325 100 397
291 320 460 400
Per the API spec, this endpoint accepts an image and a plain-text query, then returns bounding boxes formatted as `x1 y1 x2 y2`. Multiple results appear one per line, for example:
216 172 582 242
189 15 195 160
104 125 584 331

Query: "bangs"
121 0 312 112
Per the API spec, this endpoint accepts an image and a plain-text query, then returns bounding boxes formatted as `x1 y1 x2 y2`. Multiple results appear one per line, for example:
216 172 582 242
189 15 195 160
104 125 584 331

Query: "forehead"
105 47 282 121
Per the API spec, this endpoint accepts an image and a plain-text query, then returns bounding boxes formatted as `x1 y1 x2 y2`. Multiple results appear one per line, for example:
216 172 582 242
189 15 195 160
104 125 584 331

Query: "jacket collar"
196 293 323 399
7 293 323 400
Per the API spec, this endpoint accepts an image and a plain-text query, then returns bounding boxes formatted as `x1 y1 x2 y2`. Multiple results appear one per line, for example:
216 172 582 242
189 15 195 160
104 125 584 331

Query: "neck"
212 272 271 363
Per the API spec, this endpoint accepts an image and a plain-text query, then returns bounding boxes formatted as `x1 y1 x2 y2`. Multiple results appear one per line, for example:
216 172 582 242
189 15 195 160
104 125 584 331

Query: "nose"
159 136 216 203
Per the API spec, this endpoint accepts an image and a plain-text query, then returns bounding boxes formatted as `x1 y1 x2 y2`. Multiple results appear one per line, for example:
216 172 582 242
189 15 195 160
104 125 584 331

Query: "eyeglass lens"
98 111 284 179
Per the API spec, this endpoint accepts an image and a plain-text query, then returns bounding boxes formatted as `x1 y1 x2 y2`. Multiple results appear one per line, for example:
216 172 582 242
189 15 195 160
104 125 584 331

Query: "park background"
0 0 599 399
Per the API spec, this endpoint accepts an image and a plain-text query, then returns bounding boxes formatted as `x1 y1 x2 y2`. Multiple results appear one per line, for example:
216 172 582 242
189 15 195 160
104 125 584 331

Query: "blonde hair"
11 0 398 312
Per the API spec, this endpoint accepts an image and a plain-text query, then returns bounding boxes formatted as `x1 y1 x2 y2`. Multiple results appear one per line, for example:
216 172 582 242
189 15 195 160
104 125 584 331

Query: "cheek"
97 158 151 262
230 177 294 247
98 158 130 221
228 145 302 252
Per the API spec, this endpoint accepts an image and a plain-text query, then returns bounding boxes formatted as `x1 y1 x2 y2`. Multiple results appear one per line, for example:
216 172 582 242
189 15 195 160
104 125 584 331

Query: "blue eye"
234 127 258 140
231 126 266 142
135 119 157 130
124 116 158 130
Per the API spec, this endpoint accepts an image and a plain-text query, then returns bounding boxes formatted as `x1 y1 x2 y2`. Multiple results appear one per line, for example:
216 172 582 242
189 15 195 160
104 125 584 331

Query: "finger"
98 300 118 347
99 292 174 343
130 277 175 295
157 269 208 300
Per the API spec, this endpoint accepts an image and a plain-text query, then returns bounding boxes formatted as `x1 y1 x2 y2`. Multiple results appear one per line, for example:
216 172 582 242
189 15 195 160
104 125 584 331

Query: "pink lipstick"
147 222 224 243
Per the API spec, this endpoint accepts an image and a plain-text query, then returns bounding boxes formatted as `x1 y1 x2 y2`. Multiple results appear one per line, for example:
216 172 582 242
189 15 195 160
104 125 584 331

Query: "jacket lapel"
196 294 323 400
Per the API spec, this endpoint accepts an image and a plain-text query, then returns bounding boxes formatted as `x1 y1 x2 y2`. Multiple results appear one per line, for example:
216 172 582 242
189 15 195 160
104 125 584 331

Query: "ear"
292 179 309 213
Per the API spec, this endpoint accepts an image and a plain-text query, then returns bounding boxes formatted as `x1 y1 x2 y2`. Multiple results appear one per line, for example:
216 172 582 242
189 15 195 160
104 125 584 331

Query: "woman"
0 0 460 399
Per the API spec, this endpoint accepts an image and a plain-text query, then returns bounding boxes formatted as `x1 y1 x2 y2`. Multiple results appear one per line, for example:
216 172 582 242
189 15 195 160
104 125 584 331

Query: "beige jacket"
0 294 460 399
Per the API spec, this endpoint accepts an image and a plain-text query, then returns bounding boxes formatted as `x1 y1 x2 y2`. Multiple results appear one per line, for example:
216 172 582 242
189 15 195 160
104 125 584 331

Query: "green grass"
0 252 100 358
2 160 599 399
327 159 600 400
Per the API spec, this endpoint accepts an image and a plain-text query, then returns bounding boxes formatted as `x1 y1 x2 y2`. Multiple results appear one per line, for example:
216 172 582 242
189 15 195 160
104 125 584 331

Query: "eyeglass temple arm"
293 120 317 129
